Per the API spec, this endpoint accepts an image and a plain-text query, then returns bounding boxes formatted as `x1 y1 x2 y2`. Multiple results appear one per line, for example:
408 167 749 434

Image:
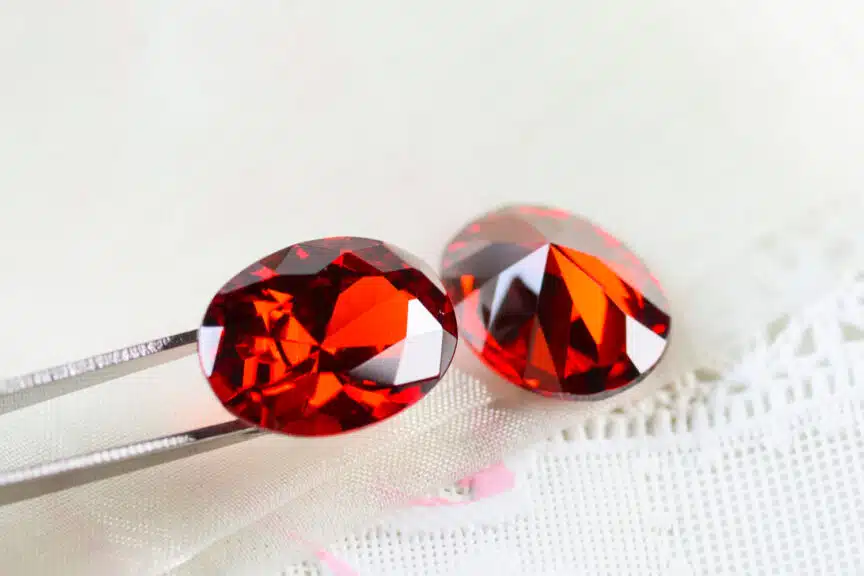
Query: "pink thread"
409 463 515 507
461 462 516 499
289 533 357 576
314 549 358 576
289 464 517 572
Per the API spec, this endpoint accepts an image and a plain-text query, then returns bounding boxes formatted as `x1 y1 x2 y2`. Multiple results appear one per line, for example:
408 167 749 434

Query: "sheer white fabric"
1 1 863 574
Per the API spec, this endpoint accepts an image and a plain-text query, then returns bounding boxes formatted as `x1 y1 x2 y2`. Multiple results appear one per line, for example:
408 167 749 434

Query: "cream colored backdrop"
0 1 862 573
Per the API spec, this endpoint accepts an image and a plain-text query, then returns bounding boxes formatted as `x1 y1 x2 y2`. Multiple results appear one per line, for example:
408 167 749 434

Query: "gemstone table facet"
199 237 458 436
441 206 670 399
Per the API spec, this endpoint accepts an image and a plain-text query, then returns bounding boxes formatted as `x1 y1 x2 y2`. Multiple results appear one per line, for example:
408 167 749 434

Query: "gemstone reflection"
441 206 670 399
199 237 458 436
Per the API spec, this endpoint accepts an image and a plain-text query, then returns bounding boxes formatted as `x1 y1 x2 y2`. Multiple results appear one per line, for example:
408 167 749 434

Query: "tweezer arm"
0 330 198 414
0 330 198 415
0 330 262 506
0 420 262 506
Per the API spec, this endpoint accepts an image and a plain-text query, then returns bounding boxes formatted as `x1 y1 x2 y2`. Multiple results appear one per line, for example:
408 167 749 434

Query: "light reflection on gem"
441 206 670 399
199 237 458 436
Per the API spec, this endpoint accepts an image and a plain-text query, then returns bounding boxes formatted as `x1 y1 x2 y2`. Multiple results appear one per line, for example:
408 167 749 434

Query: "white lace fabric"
267 276 864 575
2 2 864 574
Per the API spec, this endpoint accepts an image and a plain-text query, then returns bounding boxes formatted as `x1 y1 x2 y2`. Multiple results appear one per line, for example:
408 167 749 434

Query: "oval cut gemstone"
441 206 670 399
199 237 458 436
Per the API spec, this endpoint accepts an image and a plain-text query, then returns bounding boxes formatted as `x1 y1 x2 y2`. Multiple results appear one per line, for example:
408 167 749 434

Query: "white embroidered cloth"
0 2 863 574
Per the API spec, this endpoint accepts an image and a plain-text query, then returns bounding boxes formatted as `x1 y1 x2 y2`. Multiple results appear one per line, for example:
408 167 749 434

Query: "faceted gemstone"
198 237 458 436
441 206 670 399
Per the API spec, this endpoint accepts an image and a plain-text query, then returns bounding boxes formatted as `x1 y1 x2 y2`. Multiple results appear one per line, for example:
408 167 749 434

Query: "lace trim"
565 270 864 442
404 269 864 522
404 204 864 511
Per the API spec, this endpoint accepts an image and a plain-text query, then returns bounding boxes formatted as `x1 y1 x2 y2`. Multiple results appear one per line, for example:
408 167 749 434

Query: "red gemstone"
198 237 458 436
441 206 670 399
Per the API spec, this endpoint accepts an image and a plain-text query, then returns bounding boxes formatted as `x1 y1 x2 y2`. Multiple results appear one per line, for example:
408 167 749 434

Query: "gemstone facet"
199 237 458 436
441 206 670 399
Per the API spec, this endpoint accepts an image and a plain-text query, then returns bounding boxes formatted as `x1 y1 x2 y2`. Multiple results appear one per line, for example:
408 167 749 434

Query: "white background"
1 1 863 573
2 1 861 376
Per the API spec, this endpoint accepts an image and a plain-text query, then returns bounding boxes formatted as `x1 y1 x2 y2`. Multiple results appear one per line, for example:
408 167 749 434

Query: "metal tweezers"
0 331 264 506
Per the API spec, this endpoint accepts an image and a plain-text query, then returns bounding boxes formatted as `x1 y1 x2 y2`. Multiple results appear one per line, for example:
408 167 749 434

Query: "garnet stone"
198 237 458 436
441 206 670 399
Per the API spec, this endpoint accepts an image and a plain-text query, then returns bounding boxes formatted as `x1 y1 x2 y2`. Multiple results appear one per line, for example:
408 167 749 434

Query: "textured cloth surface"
1 1 864 574
265 277 864 575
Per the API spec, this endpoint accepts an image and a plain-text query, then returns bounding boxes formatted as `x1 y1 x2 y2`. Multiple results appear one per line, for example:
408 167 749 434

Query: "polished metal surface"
0 420 261 506
0 330 198 415
0 330 264 506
